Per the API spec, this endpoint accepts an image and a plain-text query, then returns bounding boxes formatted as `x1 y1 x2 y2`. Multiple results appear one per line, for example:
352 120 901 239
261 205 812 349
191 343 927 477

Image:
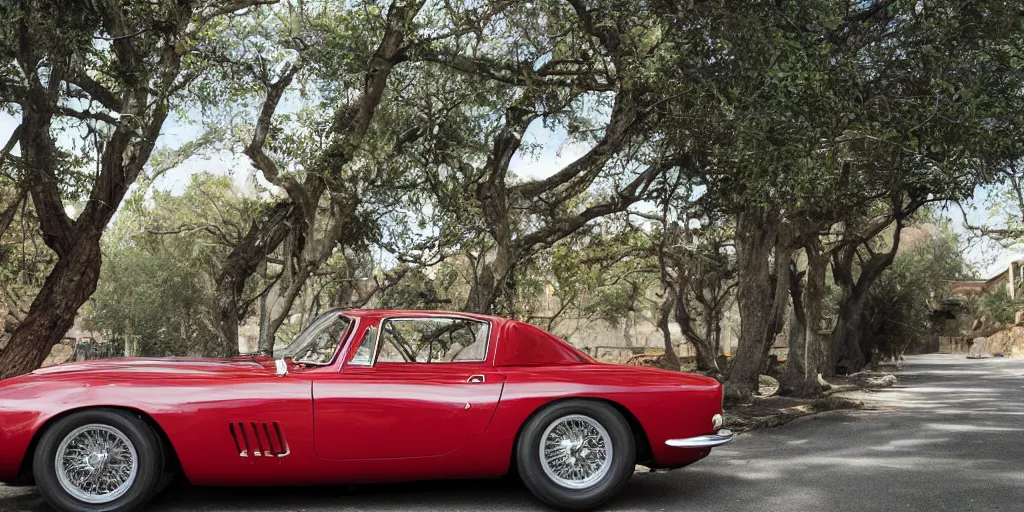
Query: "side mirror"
275 358 288 377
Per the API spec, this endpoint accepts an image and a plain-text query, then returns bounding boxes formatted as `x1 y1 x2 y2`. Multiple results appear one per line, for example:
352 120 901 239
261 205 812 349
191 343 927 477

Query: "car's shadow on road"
3 470 731 511
0 487 47 512
140 470 724 511
148 477 539 511
5 469 735 511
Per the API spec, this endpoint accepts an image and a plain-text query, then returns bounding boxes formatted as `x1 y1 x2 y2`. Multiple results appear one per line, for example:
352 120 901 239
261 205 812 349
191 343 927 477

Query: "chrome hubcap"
539 414 612 489
55 424 138 504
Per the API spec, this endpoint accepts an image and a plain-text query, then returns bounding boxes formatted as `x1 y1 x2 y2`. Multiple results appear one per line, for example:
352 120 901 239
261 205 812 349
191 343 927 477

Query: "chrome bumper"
665 429 734 448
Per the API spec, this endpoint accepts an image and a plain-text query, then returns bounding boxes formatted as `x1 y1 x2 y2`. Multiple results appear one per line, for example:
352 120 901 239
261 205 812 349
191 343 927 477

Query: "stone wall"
542 300 742 361
980 326 1024 357
944 325 1024 357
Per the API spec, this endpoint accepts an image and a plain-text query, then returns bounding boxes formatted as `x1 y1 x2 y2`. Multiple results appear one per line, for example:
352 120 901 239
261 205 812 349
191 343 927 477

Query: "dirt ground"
723 370 902 432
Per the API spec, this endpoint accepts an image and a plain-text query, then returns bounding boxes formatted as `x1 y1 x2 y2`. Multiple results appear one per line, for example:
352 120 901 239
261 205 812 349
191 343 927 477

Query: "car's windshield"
276 311 352 365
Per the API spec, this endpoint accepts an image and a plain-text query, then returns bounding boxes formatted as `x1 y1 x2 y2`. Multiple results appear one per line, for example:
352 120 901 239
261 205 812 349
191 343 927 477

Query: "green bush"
865 219 966 359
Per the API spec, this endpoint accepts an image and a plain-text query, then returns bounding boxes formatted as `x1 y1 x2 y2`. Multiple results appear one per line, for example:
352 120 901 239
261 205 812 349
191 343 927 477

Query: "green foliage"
656 0 1024 223
376 264 460 311
865 216 968 358
978 288 1024 327
543 221 658 329
85 174 255 356
0 0 1019 373
87 235 219 356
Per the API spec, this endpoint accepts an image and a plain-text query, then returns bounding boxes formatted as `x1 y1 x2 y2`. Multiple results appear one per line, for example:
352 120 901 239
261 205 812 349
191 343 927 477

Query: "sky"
1 109 1020 279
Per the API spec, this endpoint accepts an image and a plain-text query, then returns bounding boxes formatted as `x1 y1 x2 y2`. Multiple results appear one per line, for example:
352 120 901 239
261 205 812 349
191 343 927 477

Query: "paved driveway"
4 354 1024 511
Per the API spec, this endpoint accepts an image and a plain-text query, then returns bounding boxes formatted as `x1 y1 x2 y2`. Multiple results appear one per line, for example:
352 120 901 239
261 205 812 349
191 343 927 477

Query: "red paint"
313 364 506 460
0 309 724 486
495 321 596 366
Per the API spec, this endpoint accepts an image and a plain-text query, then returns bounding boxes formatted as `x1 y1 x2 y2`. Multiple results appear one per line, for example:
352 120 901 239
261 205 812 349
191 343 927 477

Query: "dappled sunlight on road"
869 437 953 451
645 354 1024 512
925 422 1023 433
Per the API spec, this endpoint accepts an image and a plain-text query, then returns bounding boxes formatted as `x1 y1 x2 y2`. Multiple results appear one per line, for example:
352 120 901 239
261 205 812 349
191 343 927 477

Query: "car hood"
26 357 281 379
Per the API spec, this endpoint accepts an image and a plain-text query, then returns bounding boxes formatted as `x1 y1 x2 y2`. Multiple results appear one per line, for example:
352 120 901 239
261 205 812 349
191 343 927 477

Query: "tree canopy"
0 0 1022 400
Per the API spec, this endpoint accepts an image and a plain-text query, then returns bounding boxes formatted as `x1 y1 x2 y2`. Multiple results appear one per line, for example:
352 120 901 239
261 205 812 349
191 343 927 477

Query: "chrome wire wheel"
54 424 138 504
539 414 613 489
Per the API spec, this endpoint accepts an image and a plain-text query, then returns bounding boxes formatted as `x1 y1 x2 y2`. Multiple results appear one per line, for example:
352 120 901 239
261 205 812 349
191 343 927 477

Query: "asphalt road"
4 353 1024 512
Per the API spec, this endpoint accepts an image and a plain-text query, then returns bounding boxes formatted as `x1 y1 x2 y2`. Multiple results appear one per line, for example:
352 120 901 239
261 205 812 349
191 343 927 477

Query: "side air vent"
229 421 290 458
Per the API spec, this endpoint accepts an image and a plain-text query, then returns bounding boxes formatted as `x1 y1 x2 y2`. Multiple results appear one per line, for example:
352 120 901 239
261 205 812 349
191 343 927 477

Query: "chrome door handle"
467 374 486 384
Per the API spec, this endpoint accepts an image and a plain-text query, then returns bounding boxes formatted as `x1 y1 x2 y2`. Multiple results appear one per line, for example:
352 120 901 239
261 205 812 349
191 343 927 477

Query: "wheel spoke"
539 414 614 489
55 424 138 504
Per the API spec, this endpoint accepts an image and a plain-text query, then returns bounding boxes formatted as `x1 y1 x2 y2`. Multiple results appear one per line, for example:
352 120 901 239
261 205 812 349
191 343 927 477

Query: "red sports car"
0 309 732 512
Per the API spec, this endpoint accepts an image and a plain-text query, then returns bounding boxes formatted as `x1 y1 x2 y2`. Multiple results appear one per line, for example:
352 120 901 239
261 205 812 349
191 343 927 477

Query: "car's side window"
376 318 489 364
347 326 377 366
284 314 352 365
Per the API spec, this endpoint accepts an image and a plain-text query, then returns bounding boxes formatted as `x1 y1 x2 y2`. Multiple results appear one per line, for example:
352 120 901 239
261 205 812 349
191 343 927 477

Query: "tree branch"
56 106 120 125
844 0 899 23
243 63 314 219
418 52 614 92
512 89 639 199
518 156 685 250
0 125 21 169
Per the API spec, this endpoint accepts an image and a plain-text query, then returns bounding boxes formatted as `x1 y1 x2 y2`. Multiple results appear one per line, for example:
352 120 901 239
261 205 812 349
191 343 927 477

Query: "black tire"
32 409 165 512
516 400 635 511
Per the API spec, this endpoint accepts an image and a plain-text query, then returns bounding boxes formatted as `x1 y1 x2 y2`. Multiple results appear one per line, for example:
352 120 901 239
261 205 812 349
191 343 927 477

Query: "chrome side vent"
229 421 290 458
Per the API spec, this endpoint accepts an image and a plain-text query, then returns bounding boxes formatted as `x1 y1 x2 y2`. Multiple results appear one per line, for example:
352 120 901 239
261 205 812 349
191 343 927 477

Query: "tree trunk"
657 294 681 370
221 1 424 355
260 266 311 356
830 220 905 375
623 309 636 350
464 242 514 314
0 239 101 379
258 230 296 356
726 209 791 400
702 299 725 370
257 257 273 354
831 287 871 375
780 242 829 397
214 201 298 357
673 292 719 373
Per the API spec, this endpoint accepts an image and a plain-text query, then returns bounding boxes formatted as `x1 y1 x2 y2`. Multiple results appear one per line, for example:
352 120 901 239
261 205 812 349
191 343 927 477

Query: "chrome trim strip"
665 429 734 448
336 316 365 369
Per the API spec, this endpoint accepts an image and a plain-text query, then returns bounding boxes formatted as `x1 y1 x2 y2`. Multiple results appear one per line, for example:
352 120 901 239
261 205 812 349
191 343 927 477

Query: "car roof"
334 309 593 366
338 308 509 325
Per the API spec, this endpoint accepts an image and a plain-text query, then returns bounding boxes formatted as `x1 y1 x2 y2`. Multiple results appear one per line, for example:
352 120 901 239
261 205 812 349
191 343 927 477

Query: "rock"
757 375 779 396
847 371 898 389
41 339 76 368
968 336 989 358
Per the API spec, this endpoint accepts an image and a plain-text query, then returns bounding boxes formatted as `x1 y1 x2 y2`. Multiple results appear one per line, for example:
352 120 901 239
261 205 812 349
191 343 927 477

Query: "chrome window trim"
344 321 376 367
325 315 359 369
285 311 356 367
370 315 492 366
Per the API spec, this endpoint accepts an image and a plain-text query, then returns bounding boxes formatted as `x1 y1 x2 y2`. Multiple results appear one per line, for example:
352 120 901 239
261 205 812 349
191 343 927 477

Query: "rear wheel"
516 400 635 511
33 409 164 512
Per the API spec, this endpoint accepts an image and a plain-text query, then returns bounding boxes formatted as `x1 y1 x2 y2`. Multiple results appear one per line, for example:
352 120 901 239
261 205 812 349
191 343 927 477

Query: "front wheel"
516 400 635 511
33 409 164 512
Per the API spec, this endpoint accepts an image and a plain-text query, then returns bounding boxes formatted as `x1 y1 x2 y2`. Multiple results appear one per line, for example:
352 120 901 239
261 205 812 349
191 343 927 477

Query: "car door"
312 316 505 461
